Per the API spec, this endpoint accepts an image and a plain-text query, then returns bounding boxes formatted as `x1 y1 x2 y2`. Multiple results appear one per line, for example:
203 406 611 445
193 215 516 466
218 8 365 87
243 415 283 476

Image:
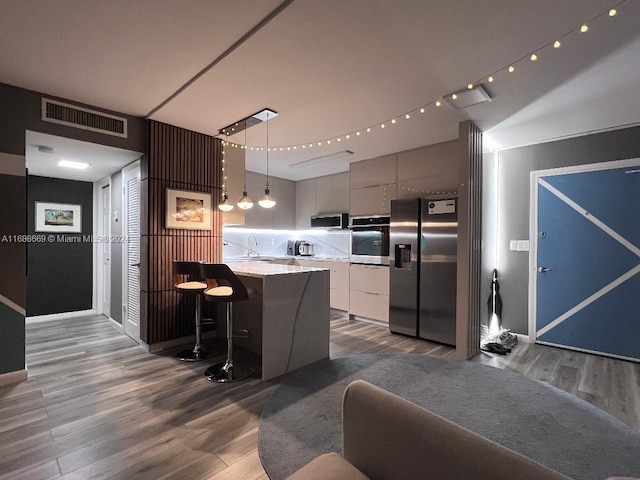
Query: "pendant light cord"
266 111 270 187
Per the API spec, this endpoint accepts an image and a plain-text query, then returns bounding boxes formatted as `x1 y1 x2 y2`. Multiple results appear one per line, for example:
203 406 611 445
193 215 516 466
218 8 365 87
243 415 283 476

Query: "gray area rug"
258 354 640 480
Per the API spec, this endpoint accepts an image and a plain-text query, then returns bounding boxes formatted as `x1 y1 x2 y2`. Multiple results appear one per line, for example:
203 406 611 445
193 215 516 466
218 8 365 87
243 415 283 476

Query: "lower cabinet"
349 264 389 323
295 258 349 311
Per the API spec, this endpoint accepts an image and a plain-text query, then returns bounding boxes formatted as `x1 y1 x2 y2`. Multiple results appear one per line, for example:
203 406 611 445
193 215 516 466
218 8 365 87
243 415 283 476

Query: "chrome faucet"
246 234 259 257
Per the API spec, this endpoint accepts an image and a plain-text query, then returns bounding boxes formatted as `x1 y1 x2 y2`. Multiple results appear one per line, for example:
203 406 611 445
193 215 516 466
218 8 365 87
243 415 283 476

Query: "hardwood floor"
1 311 638 479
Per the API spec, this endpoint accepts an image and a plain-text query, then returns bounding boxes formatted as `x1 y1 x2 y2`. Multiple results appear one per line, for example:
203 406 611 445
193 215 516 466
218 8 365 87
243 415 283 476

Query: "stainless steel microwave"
310 213 349 229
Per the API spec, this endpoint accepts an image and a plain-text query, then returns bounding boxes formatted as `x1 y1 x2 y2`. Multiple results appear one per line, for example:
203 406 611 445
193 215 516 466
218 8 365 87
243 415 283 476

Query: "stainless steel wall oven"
349 215 390 265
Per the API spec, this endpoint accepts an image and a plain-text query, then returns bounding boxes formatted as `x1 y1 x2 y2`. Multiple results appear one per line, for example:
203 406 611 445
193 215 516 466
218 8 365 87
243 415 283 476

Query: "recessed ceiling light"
37 145 55 154
58 159 89 170
443 85 492 110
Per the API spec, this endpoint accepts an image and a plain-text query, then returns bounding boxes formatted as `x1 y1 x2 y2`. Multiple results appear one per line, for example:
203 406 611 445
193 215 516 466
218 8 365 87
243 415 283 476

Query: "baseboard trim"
108 317 124 332
0 368 28 387
26 309 97 324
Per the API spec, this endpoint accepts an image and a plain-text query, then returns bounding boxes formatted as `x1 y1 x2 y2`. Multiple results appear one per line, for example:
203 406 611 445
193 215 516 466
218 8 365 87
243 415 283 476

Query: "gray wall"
481 151 497 327
496 125 640 334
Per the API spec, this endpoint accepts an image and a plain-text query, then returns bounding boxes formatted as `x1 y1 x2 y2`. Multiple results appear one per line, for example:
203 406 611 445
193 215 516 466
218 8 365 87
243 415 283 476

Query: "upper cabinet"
397 142 458 199
349 154 397 216
316 172 349 214
350 154 397 189
350 184 397 215
295 178 317 229
243 171 296 229
221 145 245 226
296 172 349 228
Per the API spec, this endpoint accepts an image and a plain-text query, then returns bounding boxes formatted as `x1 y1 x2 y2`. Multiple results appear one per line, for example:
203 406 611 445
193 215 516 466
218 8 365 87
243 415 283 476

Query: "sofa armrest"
286 452 370 480
342 380 571 480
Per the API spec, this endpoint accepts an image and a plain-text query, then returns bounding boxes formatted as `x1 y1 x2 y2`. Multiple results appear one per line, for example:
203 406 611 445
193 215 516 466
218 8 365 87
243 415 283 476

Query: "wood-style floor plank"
0 311 638 479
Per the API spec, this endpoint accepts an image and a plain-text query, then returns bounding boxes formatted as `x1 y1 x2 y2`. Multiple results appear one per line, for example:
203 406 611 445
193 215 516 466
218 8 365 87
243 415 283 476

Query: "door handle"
537 267 551 273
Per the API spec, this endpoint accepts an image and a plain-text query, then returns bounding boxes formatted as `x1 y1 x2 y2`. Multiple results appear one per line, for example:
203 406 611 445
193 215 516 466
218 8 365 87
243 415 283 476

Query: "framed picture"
35 202 82 233
165 188 212 230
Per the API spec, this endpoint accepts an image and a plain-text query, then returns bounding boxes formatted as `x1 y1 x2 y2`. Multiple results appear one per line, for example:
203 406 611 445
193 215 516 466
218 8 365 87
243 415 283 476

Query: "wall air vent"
41 98 128 138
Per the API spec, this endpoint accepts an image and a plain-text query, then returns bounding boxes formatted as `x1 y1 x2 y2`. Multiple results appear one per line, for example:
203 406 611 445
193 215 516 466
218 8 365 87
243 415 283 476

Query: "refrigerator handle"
394 244 412 269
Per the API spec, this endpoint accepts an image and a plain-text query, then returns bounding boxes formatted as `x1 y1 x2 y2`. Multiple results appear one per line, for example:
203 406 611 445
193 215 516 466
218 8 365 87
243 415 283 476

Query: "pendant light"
258 111 276 209
237 128 254 210
218 147 234 212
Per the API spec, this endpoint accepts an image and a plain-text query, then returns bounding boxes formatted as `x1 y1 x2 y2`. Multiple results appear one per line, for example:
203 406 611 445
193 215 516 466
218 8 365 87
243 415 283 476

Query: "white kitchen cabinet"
349 264 389 322
270 176 296 229
350 154 397 189
221 146 245 226
295 258 350 311
397 142 458 199
350 184 397 216
317 172 349 215
242 172 296 229
295 178 317 229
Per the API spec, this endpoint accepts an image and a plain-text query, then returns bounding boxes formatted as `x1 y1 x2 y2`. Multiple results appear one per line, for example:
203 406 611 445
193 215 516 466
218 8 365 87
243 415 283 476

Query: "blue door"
535 161 640 360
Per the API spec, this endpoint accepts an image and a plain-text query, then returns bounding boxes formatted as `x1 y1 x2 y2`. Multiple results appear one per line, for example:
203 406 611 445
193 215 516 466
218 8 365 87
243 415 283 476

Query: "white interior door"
123 162 141 343
98 181 111 317
529 159 640 361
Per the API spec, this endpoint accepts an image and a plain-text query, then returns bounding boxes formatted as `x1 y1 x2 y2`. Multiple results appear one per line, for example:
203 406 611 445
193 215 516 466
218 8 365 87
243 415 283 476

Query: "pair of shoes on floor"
481 342 511 355
499 330 518 349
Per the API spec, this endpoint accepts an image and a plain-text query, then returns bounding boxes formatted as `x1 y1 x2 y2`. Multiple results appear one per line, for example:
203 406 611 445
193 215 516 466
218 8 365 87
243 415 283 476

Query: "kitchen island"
227 262 330 381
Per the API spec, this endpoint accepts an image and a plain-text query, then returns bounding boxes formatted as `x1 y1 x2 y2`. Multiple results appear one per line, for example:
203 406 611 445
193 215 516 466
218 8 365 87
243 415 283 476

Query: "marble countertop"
225 255 349 263
227 261 329 278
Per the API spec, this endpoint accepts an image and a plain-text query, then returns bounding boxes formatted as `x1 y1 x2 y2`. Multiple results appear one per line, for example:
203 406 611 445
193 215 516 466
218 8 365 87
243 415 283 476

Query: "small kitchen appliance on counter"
287 240 315 256
298 241 315 256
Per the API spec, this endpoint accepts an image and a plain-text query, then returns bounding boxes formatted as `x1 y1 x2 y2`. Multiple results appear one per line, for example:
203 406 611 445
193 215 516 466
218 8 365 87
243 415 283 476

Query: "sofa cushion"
286 452 370 480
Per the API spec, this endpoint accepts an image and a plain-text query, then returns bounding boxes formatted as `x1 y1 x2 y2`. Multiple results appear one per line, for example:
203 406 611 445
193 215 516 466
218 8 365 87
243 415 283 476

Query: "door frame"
94 176 111 318
528 157 640 343
122 160 141 344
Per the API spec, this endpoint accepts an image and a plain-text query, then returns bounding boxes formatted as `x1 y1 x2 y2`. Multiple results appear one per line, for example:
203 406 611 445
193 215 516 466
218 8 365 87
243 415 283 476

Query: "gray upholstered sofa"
287 379 637 480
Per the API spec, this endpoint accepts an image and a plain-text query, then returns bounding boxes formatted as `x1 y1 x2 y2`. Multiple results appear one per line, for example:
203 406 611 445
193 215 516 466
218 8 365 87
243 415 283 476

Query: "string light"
220 2 625 152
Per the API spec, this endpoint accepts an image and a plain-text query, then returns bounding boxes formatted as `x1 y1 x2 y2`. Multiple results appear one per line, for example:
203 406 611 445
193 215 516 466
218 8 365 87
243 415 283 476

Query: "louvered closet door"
123 161 141 343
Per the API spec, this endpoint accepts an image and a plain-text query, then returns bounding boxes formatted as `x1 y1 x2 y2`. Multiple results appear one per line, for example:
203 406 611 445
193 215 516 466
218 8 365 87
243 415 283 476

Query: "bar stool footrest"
176 346 211 362
204 361 254 383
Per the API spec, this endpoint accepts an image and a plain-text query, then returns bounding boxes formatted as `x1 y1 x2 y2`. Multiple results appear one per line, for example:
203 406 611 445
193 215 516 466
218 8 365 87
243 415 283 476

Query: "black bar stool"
173 261 209 362
199 263 254 382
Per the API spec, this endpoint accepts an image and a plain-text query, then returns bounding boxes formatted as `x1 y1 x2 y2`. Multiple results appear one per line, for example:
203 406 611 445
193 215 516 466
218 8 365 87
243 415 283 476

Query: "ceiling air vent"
41 98 128 138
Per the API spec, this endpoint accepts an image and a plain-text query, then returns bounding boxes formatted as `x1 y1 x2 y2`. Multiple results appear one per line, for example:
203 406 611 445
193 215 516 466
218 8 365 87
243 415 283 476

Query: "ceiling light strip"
221 0 628 151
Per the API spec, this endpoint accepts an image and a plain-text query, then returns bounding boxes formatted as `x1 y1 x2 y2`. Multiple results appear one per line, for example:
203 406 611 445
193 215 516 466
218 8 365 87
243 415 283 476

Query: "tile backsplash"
223 227 350 259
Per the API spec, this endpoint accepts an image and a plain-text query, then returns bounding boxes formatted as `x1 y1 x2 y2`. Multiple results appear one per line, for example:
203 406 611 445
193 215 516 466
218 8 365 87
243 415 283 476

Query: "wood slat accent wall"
455 121 483 359
141 121 223 345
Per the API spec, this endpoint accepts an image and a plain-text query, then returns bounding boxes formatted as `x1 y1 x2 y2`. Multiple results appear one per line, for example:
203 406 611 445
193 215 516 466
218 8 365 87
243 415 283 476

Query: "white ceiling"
25 131 141 182
3 0 640 182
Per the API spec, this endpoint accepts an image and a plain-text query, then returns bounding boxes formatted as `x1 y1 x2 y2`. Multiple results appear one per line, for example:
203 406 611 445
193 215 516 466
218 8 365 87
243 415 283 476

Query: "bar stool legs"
176 293 209 361
204 303 253 382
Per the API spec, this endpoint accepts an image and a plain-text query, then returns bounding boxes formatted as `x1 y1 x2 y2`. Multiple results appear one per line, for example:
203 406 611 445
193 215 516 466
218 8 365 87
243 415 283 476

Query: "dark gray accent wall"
497 125 640 334
0 172 26 375
27 176 94 316
0 82 147 155
110 170 123 324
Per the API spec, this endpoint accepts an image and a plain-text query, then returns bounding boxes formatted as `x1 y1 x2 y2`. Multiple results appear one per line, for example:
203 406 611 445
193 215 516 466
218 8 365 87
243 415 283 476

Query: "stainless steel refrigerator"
389 197 457 346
